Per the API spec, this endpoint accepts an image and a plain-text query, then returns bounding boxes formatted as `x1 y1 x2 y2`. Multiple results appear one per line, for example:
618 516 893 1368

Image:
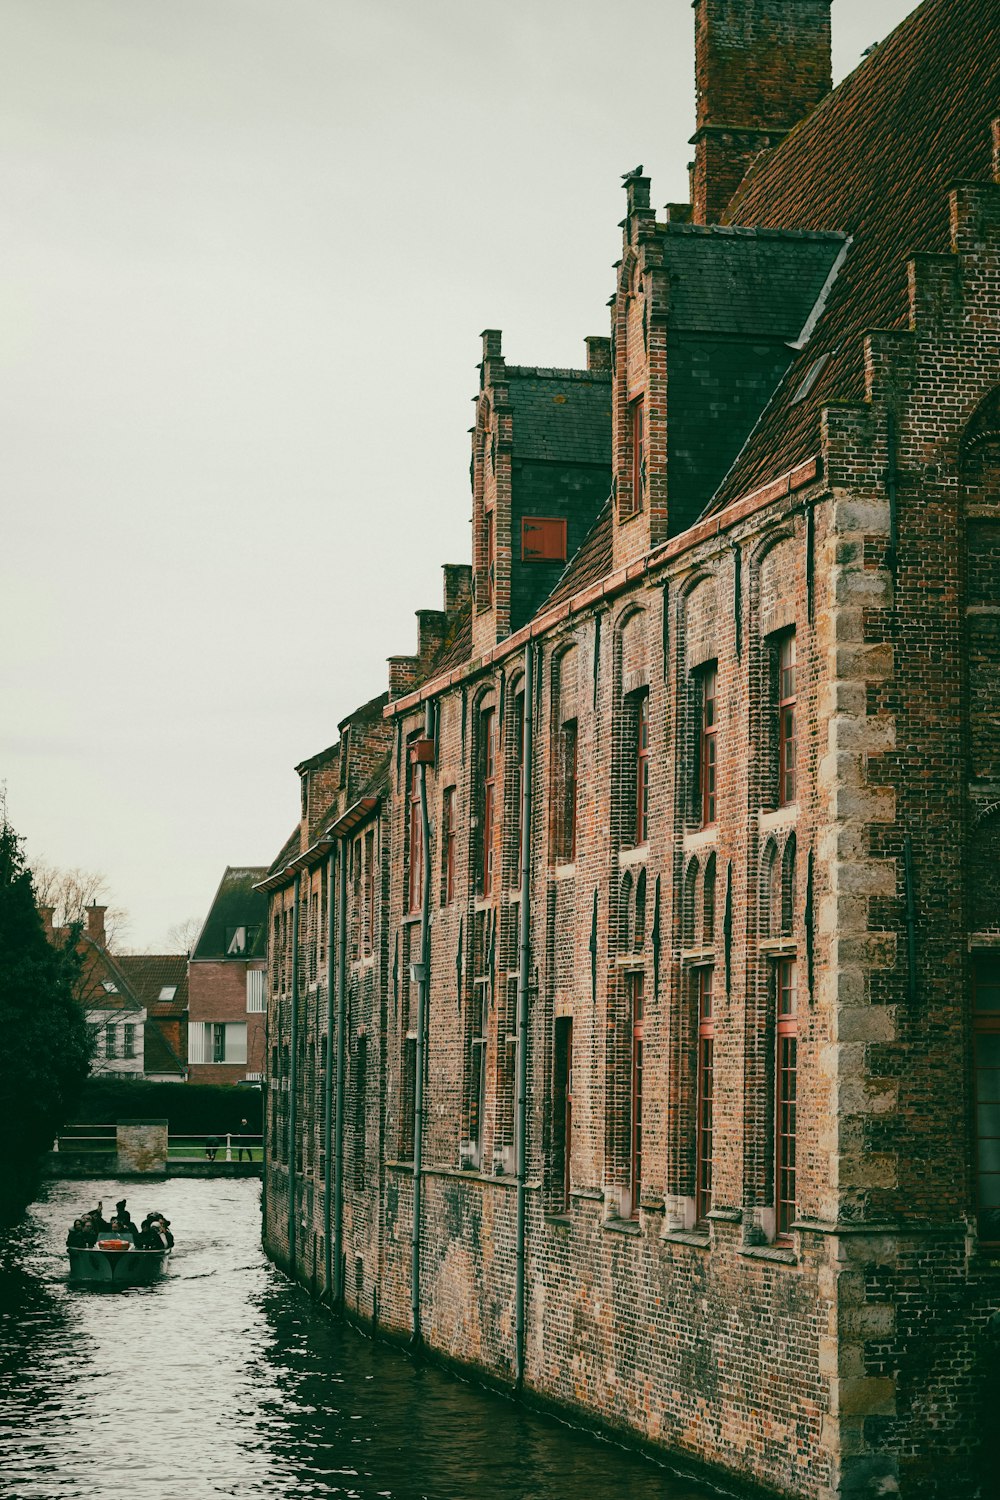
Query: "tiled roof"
542 499 613 608
505 368 612 466
116 954 189 1014
430 608 472 676
266 825 300 880
712 0 1000 508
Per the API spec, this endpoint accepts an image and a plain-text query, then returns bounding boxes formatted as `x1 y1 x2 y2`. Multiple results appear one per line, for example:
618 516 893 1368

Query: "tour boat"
67 1238 169 1286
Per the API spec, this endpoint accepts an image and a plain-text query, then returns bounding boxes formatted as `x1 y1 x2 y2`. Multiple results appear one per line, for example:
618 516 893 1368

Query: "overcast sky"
0 0 918 951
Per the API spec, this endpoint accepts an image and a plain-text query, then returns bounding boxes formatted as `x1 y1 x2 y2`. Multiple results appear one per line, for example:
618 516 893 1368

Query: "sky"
0 0 919 951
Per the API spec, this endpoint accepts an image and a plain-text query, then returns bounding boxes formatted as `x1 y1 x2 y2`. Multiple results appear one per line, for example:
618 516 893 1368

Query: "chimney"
85 903 107 947
585 336 611 373
38 905 55 942
691 0 832 225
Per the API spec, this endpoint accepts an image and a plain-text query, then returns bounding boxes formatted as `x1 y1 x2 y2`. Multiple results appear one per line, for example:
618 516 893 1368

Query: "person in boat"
137 1220 165 1251
155 1216 174 1250
66 1219 93 1250
87 1201 112 1233
115 1199 139 1238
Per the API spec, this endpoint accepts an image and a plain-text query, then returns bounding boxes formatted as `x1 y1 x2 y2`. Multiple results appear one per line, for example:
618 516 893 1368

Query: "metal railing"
53 1126 263 1162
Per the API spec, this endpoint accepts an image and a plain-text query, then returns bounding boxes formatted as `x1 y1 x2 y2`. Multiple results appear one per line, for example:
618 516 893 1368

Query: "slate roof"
712 0 1000 508
191 867 269 960
661 226 846 338
543 499 613 608
506 367 611 465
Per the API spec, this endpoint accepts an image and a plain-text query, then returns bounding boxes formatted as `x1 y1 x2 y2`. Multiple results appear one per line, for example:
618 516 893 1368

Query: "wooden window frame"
485 507 495 608
554 717 578 864
699 665 718 828
479 707 497 896
510 692 525 888
775 957 799 1240
629 396 644 515
778 632 798 807
628 971 645 1218
553 1016 573 1211
441 786 457 906
695 966 715 1224
973 954 1000 1247
468 980 489 1163
407 766 423 914
363 830 375 956
635 689 650 846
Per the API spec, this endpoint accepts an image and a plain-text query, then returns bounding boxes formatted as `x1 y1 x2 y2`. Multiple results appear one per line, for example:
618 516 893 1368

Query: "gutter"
324 843 336 1305
333 835 348 1307
411 700 434 1348
287 872 301 1273
514 642 534 1391
254 797 379 895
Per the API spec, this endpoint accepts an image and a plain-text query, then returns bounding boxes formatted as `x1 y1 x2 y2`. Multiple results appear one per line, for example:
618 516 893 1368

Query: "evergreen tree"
0 818 92 1224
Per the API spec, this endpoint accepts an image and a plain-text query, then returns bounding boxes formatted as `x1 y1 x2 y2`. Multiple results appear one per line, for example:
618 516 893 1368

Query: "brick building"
42 903 148 1075
261 3 1000 1495
186 866 268 1084
117 954 189 1082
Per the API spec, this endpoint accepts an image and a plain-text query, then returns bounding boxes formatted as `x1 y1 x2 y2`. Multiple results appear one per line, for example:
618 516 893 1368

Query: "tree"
30 860 131 949
166 916 203 954
0 820 93 1224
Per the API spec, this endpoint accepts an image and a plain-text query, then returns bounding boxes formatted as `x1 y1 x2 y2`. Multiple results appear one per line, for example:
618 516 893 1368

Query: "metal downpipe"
324 847 336 1305
287 872 301 1274
333 838 348 1307
411 701 434 1348
514 642 534 1392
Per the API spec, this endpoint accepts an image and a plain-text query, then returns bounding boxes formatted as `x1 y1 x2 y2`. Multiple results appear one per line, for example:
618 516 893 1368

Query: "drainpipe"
324 847 336 1305
287 872 301 1274
411 700 434 1348
333 837 348 1307
514 641 534 1392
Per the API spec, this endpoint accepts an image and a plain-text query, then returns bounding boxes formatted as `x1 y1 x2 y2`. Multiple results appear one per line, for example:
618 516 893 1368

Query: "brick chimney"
691 0 832 225
85 903 107 947
38 905 55 942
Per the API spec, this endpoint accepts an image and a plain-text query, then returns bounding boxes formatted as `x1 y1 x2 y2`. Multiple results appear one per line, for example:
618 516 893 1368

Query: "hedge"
75 1077 262 1134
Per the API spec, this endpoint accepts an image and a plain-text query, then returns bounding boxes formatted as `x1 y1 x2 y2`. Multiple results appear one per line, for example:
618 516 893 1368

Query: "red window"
479 707 497 896
407 768 423 914
441 787 456 906
629 972 645 1218
973 954 1000 1245
629 397 644 513
635 690 650 845
469 981 488 1158
511 693 525 886
700 666 718 827
555 719 578 863
695 967 715 1224
778 633 797 806
776 958 799 1238
363 830 375 956
521 517 567 562
352 838 362 958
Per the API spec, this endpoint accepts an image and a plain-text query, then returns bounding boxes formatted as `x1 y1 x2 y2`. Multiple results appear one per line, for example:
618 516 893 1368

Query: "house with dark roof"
186 867 269 1085
41 904 147 1076
261 3 1000 1493
117 954 189 1082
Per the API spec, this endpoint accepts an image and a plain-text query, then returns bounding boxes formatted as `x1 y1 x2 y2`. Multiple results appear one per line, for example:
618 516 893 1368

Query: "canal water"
0 1179 724 1500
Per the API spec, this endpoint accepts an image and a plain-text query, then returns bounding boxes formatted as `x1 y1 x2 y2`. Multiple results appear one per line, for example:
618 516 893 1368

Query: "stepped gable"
710 0 1000 509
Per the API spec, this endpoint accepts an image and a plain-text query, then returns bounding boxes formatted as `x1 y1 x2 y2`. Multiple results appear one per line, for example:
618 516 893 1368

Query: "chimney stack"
691 0 832 225
38 905 55 942
85 903 107 947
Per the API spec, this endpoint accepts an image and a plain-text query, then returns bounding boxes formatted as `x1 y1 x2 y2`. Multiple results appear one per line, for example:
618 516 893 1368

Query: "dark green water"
0 1177 725 1500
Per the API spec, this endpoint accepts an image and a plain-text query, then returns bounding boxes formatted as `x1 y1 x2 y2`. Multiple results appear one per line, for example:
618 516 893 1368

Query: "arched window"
781 835 797 937
618 873 634 954
682 859 698 947
760 841 779 940
634 869 647 952
703 853 716 946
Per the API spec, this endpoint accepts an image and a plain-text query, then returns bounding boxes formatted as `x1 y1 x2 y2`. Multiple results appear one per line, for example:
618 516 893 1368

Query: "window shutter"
521 517 567 562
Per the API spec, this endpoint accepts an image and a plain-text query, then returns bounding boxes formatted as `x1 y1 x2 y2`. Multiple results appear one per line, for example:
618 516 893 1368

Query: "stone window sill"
618 845 648 869
551 862 577 882
602 1217 642 1237
662 1229 710 1250
545 1213 572 1229
758 805 799 834
739 1244 798 1266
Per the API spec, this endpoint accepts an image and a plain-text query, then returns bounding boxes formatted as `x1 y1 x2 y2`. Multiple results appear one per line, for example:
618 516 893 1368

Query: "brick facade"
260 4 1000 1496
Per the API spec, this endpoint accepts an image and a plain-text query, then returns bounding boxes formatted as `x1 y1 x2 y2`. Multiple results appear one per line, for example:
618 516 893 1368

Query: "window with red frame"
778 632 798 806
699 666 718 826
554 718 578 863
441 786 456 906
510 692 525 886
973 954 1000 1245
695 966 715 1224
629 397 644 514
351 837 362 959
635 689 650 845
479 707 497 896
407 766 423 914
363 830 375 956
629 972 645 1218
776 958 799 1238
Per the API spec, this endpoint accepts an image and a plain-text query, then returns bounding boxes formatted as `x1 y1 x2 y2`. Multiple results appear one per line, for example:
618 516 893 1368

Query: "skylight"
101 980 118 994
159 986 178 1000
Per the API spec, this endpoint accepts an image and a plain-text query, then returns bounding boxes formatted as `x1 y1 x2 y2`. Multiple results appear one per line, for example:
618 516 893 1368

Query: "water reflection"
0 1180 719 1500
